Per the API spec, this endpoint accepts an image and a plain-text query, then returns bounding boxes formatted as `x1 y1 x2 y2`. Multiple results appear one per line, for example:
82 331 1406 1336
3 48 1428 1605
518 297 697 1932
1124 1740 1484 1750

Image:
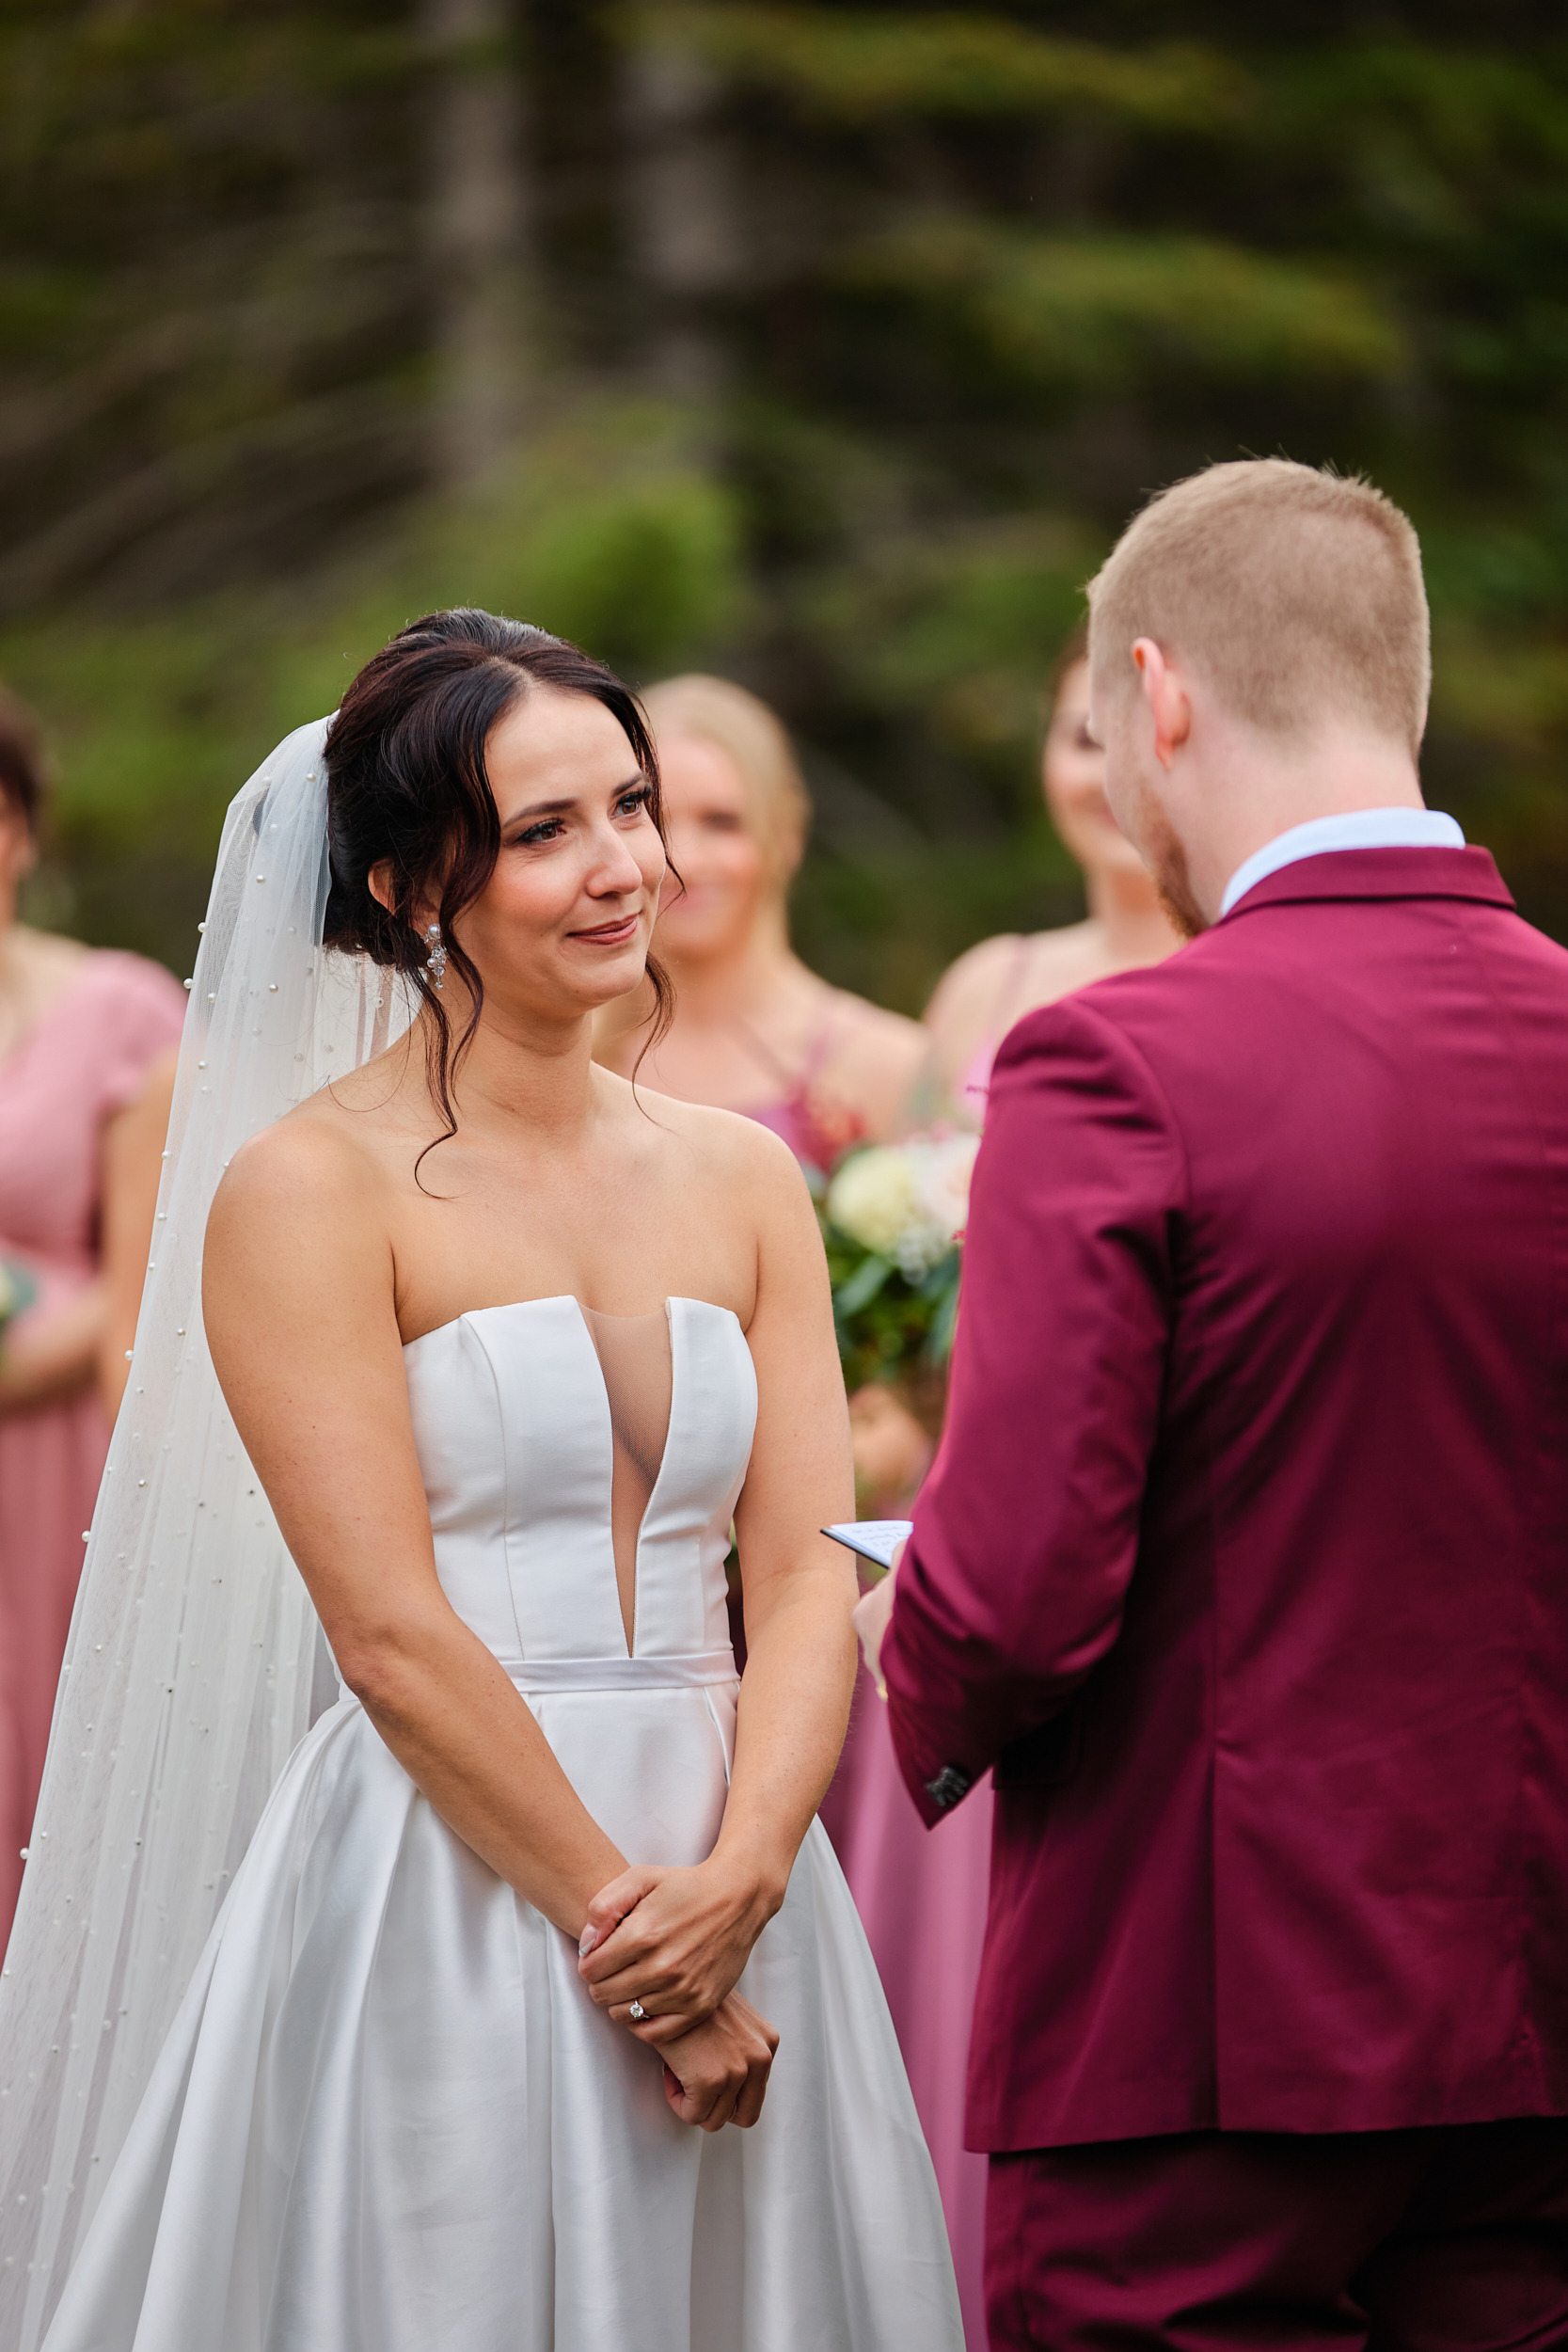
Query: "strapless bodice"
402 1295 756 1675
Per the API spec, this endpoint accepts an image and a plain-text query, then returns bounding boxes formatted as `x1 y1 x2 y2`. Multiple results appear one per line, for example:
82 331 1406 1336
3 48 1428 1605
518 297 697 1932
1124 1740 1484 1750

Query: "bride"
0 610 961 2351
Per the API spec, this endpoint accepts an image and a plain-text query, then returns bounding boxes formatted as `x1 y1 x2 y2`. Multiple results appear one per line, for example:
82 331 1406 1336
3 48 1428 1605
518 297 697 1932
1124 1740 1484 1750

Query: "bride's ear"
369 859 441 934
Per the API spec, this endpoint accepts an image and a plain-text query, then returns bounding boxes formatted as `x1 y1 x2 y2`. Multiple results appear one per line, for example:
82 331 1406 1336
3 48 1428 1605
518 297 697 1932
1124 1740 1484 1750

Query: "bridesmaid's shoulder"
827 985 924 1061
82 944 187 998
816 988 925 1126
9 923 87 983
38 943 186 1058
75 944 187 1037
924 930 1023 1021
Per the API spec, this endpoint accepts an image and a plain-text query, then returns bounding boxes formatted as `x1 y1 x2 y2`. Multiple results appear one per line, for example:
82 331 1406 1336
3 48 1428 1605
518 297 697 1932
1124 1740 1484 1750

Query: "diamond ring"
628 1999 647 2022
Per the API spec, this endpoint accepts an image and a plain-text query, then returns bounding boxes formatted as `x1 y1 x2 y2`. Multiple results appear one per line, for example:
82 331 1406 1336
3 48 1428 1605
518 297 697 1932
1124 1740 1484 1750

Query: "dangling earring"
424 923 447 991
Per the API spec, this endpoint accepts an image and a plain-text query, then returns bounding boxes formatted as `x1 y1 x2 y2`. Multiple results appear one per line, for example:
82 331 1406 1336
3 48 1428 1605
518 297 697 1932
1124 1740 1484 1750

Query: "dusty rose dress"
815 978 1028 2347
0 949 185 1940
822 1648 991 2349
732 1015 989 2344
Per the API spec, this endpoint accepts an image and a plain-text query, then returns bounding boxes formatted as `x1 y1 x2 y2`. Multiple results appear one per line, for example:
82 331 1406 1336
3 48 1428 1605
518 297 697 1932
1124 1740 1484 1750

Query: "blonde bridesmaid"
594 675 925 1174
919 625 1181 1128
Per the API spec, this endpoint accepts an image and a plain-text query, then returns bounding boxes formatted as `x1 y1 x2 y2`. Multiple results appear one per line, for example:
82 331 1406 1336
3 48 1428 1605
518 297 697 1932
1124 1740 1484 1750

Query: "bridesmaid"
919 623 1181 1127
841 625 1182 2350
0 690 186 1940
593 674 925 1177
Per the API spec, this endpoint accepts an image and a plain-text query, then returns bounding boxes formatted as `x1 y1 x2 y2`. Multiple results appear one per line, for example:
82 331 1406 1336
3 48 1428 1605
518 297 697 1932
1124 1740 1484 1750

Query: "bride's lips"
569 913 641 947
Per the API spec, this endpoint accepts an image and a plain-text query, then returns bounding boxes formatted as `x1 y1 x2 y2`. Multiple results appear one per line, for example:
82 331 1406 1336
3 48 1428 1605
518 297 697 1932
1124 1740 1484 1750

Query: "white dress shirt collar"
1219 807 1466 919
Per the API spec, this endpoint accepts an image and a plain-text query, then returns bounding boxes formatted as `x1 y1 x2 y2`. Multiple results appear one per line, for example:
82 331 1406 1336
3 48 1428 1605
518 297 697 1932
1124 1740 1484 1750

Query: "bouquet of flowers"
820 1133 979 1397
0 1258 36 1338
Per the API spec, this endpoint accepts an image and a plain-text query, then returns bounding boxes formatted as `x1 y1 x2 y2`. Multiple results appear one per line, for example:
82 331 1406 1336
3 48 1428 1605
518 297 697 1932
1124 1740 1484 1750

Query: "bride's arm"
578 1130 857 2030
206 1112 777 2133
204 1116 640 1933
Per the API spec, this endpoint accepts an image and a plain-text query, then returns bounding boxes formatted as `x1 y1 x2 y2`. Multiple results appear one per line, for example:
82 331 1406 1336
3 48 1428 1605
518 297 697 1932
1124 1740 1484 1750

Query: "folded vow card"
821 1520 914 1570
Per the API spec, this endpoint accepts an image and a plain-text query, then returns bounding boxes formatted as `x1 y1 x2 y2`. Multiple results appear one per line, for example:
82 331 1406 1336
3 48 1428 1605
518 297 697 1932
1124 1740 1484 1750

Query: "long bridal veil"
0 719 412 2345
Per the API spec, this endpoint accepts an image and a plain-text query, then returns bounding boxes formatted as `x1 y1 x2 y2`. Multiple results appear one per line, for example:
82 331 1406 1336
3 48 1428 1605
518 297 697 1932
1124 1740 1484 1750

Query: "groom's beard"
1138 795 1209 941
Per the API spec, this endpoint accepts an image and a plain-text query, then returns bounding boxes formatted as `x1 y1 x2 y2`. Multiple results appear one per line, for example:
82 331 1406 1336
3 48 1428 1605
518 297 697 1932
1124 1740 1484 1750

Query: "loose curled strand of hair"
323 609 676 1185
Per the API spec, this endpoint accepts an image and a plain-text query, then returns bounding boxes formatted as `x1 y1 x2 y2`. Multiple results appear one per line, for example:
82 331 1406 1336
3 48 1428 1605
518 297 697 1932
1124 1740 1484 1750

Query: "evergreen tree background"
3 0 1567 999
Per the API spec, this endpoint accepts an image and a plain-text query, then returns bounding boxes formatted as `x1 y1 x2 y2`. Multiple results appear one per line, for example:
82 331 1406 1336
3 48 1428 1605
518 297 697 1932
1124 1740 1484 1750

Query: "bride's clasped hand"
579 1855 786 2130
579 1850 782 2033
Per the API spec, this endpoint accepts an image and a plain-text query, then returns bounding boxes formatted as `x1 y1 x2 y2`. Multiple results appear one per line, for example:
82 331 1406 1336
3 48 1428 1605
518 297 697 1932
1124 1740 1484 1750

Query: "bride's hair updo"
325 607 672 1140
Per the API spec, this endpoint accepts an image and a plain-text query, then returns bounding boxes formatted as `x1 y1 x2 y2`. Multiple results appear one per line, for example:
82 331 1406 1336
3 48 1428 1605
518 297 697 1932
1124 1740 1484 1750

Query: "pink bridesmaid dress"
0 950 185 1941
736 1002 990 2344
820 994 1032 2350
824 1657 992 2349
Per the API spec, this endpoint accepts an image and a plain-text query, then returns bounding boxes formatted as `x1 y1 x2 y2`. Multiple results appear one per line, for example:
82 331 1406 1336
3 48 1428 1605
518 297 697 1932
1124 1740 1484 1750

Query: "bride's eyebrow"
500 773 646 827
501 795 577 825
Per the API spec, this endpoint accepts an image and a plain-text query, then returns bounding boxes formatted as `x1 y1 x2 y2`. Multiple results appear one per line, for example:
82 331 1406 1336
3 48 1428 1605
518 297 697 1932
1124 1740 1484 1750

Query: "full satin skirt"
43 1683 961 2352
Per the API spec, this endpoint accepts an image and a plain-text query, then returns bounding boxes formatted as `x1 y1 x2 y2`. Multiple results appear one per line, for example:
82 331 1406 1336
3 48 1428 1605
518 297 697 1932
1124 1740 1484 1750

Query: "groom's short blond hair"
1086 459 1430 755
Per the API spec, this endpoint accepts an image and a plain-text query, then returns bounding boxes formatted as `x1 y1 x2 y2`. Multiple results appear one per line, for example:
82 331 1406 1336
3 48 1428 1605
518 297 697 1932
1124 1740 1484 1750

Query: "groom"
857 458 1568 2346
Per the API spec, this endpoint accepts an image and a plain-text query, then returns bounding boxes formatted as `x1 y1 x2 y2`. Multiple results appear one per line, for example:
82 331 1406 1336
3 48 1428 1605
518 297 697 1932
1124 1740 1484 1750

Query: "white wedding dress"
41 1295 961 2352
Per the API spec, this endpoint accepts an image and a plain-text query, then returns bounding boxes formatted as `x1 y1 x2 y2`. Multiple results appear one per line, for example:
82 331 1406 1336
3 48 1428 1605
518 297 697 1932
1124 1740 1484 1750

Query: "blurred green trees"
4 0 1568 992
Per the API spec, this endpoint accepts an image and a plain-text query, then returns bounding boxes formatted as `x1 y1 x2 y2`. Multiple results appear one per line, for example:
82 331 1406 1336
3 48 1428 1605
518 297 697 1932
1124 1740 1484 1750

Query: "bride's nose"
583 823 652 899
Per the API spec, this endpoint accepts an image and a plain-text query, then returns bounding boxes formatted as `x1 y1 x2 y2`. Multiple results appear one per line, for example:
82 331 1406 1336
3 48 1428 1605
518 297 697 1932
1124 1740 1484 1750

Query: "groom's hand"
850 1537 907 1697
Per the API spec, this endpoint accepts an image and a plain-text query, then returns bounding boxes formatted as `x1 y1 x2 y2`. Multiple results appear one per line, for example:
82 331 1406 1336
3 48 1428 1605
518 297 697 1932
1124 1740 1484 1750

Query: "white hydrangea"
827 1146 923 1257
828 1132 980 1277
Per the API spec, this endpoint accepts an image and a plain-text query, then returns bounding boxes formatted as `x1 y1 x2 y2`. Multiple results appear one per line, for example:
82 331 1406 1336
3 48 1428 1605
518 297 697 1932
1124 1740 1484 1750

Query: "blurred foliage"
843 226 1403 388
637 6 1249 128
6 1 1568 996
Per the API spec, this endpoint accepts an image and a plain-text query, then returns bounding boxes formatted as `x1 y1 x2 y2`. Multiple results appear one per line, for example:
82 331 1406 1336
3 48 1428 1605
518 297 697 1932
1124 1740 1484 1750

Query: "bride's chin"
568 947 653 1009
454 949 649 1025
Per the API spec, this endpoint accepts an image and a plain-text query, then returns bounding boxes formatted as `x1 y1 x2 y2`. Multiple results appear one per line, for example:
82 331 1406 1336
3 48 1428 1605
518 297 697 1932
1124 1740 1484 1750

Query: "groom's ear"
1132 639 1192 771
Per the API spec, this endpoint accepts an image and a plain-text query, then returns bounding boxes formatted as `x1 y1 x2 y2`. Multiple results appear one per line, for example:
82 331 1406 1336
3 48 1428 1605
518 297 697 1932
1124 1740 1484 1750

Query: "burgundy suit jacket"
882 847 1568 2153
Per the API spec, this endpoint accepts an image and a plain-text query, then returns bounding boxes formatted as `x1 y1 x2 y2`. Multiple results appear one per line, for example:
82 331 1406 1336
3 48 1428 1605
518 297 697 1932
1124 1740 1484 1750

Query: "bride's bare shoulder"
203 1094 402 1361
209 1080 399 1252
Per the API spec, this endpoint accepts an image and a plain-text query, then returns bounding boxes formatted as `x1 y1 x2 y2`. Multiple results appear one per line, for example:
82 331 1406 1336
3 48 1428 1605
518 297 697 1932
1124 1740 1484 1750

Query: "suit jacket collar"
1222 844 1514 920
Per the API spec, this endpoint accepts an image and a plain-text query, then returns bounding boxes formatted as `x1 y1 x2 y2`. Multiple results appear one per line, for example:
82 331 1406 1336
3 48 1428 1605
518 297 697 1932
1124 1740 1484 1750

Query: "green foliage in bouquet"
0 1259 38 1334
822 1220 960 1396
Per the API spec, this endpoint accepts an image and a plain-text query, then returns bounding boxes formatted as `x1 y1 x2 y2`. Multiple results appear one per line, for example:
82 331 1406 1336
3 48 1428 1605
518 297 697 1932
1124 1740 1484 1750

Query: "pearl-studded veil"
0 717 413 2343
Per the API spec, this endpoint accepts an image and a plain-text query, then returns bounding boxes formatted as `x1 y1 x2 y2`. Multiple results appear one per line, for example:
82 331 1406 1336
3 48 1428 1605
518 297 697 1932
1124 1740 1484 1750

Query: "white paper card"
821 1519 914 1570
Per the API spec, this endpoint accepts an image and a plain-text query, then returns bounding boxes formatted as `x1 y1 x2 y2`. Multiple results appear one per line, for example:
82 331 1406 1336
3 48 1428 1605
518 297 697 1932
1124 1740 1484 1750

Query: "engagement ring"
628 2000 647 2022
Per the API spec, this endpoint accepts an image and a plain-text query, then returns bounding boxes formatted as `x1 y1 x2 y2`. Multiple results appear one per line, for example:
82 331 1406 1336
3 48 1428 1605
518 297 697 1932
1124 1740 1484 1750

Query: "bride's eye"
616 786 654 818
516 818 563 845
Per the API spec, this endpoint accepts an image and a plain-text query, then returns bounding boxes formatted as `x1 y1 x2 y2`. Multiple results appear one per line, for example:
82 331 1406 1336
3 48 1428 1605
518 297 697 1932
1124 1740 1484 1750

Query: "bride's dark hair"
324 607 673 1150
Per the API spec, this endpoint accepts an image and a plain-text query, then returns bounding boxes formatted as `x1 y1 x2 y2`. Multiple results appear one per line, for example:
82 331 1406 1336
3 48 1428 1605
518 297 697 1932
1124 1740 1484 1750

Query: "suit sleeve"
881 993 1187 1825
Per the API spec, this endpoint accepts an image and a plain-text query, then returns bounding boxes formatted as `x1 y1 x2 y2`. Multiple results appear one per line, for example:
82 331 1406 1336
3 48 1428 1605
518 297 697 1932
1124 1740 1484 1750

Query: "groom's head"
1085 459 1431 935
